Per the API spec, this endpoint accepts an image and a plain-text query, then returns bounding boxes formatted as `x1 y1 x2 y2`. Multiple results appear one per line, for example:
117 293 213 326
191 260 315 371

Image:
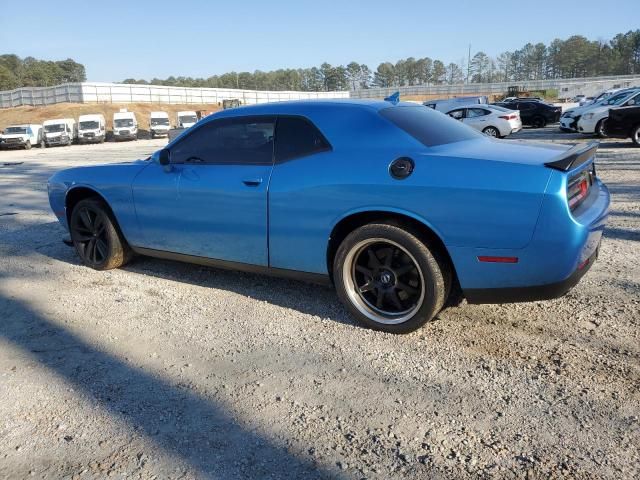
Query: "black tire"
596 119 607 138
69 198 132 270
482 126 500 138
24 140 31 150
531 116 546 128
333 223 449 334
631 125 640 146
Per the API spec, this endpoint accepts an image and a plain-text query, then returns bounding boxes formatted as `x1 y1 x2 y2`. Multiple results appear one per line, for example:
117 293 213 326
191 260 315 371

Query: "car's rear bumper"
451 174 609 304
464 247 598 303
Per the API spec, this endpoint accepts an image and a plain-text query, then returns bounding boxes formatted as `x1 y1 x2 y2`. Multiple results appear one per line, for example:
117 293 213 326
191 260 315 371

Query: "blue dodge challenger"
48 99 610 333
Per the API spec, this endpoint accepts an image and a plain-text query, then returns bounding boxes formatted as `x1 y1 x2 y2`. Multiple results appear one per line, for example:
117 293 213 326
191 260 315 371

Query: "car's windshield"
380 105 481 147
179 115 197 124
607 92 638 105
44 124 65 133
114 119 134 128
79 121 99 130
151 118 169 126
5 127 28 134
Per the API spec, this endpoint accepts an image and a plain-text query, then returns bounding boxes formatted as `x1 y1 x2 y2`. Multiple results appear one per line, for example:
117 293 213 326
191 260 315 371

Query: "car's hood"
428 138 571 167
0 134 27 139
48 159 149 190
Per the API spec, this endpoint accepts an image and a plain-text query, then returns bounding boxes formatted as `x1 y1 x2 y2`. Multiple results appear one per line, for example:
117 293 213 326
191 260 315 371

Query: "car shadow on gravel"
122 256 359 329
0 290 336 479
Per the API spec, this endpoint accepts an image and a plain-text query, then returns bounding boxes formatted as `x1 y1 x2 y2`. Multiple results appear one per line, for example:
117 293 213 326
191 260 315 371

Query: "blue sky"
2 0 637 82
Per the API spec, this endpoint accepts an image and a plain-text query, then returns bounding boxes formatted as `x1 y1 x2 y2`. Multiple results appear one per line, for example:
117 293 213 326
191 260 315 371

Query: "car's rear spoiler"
544 141 598 172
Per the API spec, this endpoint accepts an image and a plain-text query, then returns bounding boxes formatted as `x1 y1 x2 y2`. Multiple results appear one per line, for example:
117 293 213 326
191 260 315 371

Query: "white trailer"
43 118 76 147
78 114 106 144
149 111 170 138
113 110 138 141
0 124 43 149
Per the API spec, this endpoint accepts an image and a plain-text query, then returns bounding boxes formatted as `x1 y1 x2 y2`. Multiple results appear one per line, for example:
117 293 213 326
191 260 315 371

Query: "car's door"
516 102 535 123
462 107 491 129
131 115 275 266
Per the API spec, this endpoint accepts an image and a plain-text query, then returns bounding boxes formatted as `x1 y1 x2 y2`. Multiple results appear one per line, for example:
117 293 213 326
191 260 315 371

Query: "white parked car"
113 111 138 141
445 105 522 138
0 124 43 149
560 88 638 133
149 111 170 138
78 114 106 144
577 89 640 136
43 119 76 147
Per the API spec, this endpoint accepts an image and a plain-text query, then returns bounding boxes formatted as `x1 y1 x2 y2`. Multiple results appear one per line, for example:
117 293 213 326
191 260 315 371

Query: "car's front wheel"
334 223 449 334
69 198 132 270
596 119 607 138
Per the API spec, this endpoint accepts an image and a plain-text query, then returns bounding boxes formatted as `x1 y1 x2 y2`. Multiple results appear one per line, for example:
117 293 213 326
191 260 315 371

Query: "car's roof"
210 98 405 118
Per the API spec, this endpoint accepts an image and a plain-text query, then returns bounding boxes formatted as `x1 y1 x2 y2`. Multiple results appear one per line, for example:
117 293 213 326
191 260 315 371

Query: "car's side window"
274 116 331 163
447 109 465 120
467 108 488 118
171 117 275 165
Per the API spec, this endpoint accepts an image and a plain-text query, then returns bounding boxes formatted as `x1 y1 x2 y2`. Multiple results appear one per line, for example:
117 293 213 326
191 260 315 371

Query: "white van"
149 111 170 138
43 119 76 147
78 114 106 144
113 110 138 141
176 111 198 129
0 124 43 150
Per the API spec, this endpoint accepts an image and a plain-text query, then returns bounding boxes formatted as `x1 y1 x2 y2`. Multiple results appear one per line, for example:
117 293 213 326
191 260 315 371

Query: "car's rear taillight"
499 114 518 120
567 165 594 211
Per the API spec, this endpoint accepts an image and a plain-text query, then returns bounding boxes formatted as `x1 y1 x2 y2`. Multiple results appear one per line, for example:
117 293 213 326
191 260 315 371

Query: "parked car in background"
47 99 609 334
559 88 638 132
578 89 640 136
605 106 640 145
113 111 138 141
43 119 76 147
149 111 170 138
77 114 106 144
176 111 198 128
446 104 521 137
0 124 43 149
493 100 561 128
423 96 488 112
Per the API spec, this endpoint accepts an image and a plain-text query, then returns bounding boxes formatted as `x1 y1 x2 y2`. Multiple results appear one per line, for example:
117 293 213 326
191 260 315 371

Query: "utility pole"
467 44 471 84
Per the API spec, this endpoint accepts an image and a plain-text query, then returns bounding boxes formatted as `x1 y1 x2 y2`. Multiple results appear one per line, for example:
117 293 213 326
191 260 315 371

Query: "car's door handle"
242 178 263 187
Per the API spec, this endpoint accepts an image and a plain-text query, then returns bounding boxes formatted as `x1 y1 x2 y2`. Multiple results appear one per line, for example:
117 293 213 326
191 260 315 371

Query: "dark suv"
493 100 562 128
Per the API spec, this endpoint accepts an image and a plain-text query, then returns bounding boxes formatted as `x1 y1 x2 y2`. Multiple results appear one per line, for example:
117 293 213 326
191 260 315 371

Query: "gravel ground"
0 129 638 479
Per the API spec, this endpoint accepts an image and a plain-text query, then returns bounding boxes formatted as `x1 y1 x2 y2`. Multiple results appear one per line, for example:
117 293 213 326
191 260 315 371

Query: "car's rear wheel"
334 223 448 334
631 125 640 146
69 198 132 270
482 126 500 138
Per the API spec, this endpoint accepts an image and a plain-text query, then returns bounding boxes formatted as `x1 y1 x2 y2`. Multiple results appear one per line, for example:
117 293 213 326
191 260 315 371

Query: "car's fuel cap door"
389 157 415 180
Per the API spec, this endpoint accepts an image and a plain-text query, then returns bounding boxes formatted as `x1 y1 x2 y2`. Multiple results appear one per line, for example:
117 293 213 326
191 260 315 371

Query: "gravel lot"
1 129 638 479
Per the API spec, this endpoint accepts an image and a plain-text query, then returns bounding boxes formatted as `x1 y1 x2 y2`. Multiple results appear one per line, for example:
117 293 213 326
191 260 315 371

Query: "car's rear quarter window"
379 105 481 147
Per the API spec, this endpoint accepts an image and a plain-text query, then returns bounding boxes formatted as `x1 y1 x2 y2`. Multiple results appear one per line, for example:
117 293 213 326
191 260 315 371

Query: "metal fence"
0 82 350 108
350 74 640 100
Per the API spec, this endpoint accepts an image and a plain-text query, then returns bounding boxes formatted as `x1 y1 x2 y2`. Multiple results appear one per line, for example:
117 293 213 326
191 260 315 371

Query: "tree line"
1 30 639 92
0 55 86 90
120 30 640 91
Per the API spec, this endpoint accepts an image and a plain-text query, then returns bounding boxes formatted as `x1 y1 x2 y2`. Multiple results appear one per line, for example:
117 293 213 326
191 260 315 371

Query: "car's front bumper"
560 116 579 131
578 116 599 133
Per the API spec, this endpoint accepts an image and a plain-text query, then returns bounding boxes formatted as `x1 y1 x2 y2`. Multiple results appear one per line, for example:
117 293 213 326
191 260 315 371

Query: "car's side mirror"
158 149 172 172
628 100 636 106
